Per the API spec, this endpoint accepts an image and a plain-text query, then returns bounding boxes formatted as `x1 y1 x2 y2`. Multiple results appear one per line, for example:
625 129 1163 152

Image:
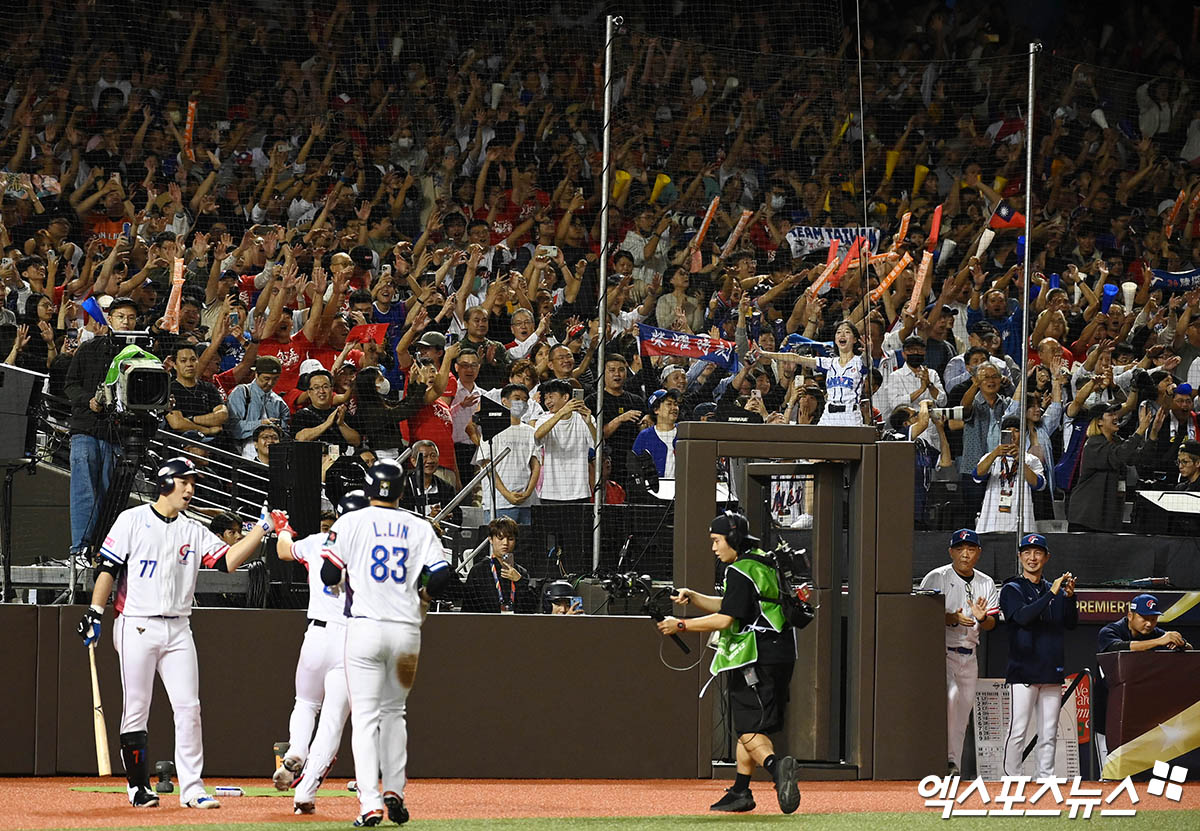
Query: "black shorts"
728 661 794 736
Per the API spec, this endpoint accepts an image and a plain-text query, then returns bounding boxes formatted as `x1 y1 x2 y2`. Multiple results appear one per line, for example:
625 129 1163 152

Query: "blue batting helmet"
156 457 198 495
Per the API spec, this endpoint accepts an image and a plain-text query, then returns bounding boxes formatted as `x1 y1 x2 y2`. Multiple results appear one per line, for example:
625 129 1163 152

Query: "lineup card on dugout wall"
974 679 1080 780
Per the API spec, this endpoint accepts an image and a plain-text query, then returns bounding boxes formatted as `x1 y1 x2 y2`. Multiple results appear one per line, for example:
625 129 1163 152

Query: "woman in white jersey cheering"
759 321 867 426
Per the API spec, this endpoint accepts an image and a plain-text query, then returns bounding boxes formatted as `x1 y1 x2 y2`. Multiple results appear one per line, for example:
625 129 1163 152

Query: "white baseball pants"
1004 683 1060 779
113 615 207 804
946 649 978 768
286 620 342 764
345 617 421 816
293 620 350 806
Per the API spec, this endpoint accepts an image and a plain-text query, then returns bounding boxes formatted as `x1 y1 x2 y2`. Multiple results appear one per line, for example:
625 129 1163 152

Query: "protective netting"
3 2 1200 604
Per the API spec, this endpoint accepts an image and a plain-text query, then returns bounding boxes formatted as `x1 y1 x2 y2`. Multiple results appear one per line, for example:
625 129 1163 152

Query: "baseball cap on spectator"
948 528 980 548
444 212 467 229
1018 533 1049 552
1130 594 1162 616
349 245 375 269
1088 402 1123 422
253 356 283 374
693 401 717 419
1177 383 1194 397
416 331 446 350
1157 198 1178 216
648 388 681 411
969 321 998 337
660 364 687 384
297 358 325 390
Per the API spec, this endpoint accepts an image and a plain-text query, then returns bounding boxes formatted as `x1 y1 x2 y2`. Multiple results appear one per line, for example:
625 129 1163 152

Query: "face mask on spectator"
397 138 414 150
905 353 925 368
376 376 391 397
770 194 785 209
509 399 528 418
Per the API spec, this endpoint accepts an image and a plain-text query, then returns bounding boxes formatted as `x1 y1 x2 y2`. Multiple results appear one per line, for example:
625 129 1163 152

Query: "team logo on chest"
178 544 194 564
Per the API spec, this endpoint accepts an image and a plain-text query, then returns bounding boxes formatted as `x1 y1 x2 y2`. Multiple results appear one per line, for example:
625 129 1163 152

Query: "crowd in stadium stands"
3 1 1200 563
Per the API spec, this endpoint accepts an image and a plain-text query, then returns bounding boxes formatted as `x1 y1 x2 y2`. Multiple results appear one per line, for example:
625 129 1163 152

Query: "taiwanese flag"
989 201 1026 232
637 324 740 373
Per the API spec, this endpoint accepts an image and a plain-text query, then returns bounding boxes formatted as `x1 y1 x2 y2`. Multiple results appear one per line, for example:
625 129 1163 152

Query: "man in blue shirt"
1094 593 1192 763
1000 533 1077 779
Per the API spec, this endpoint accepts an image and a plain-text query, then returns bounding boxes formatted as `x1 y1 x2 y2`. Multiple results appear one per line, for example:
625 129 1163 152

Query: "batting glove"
78 605 103 646
255 504 290 534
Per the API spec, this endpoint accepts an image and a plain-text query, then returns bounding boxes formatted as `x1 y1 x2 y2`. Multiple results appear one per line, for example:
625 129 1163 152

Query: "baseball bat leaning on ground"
89 644 112 775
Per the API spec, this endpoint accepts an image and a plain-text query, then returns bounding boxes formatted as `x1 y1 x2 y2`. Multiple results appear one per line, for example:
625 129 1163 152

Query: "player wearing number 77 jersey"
320 459 453 827
76 457 290 810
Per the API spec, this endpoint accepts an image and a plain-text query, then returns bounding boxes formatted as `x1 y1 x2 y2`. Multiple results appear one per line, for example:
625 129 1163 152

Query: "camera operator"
656 512 801 816
62 296 141 559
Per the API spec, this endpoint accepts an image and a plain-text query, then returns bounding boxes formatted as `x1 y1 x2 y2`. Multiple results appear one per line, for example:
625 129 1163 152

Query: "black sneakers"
774 755 801 814
130 788 159 808
710 787 756 812
383 791 410 825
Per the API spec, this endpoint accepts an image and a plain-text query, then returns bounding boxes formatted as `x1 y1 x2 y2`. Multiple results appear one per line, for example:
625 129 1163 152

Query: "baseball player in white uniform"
762 321 867 425
273 491 370 815
320 459 452 827
919 528 999 775
78 457 289 809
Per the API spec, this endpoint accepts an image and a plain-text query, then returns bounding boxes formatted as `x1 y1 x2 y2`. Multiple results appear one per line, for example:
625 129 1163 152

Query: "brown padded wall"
0 605 39 773
50 607 701 779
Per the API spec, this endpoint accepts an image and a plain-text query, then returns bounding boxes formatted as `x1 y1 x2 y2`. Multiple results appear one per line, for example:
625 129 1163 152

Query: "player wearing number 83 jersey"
320 459 453 825
320 505 447 624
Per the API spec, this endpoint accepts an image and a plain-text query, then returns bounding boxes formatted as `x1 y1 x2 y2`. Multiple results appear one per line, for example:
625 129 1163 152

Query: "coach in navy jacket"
999 533 1078 778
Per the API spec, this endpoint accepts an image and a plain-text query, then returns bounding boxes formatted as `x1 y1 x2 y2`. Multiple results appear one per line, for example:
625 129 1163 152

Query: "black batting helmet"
365 459 404 501
337 489 370 517
156 457 198 495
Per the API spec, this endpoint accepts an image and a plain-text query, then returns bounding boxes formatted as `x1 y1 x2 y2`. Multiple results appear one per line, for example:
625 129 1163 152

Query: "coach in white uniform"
78 457 289 809
273 491 370 814
919 528 999 776
320 459 452 827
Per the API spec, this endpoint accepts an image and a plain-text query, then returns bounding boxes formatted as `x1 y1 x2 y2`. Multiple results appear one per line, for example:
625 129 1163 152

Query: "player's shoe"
274 755 302 791
347 780 358 792
294 802 316 815
185 795 221 809
773 755 801 814
353 808 384 827
948 760 960 777
130 788 159 808
383 791 409 824
710 787 755 812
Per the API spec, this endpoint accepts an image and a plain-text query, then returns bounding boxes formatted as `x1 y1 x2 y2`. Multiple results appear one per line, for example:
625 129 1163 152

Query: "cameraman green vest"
710 550 789 678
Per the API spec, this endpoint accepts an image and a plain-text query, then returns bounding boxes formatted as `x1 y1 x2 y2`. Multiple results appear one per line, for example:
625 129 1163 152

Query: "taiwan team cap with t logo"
949 528 980 547
1131 594 1161 617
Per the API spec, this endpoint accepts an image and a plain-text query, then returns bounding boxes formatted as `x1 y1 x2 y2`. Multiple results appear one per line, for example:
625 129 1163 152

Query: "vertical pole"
854 0 874 421
592 15 620 570
1017 42 1041 537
